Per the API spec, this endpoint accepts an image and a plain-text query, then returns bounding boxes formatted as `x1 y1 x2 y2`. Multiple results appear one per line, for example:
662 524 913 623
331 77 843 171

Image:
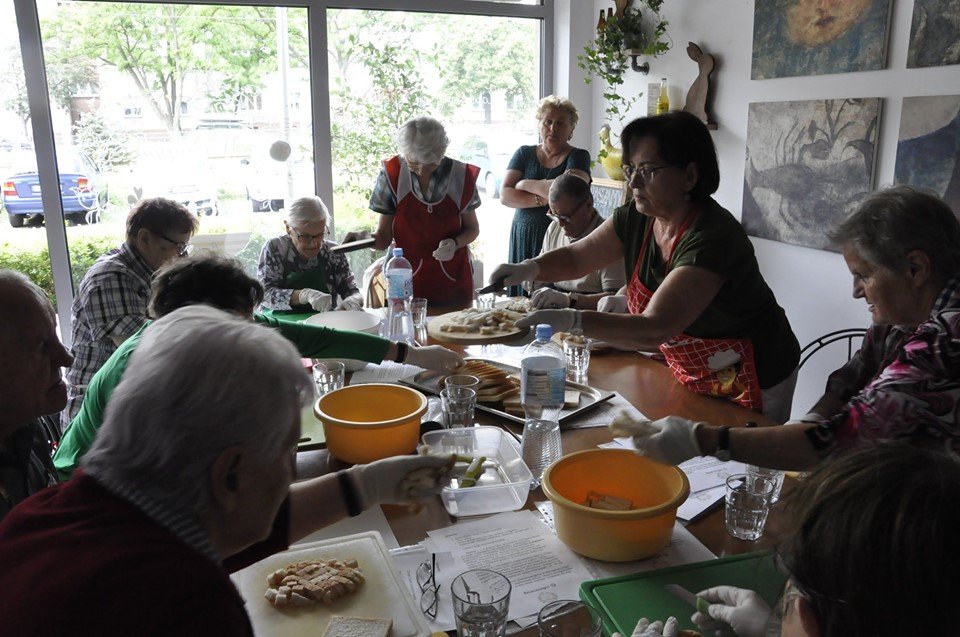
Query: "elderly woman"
494 111 799 421
529 173 625 310
502 96 591 296
52 254 463 479
258 195 363 314
623 185 960 471
0 305 454 634
626 443 960 637
369 116 481 306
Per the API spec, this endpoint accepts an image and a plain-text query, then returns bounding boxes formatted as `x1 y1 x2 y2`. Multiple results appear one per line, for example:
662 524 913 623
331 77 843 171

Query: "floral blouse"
257 234 359 311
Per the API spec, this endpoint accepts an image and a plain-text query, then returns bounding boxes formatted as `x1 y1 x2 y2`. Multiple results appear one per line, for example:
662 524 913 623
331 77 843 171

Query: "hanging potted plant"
578 0 670 180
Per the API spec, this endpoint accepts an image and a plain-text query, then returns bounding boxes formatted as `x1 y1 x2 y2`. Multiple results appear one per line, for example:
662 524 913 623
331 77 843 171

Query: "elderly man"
529 173 625 310
0 271 72 520
0 305 454 634
63 197 198 428
258 195 363 314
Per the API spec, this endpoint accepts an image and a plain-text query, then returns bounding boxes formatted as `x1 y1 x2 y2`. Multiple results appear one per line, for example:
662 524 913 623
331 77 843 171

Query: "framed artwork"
908 0 960 68
895 95 960 213
590 178 629 220
742 98 882 251
751 0 893 79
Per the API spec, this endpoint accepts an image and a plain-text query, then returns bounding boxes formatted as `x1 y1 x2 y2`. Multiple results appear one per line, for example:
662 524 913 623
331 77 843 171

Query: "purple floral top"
820 276 960 451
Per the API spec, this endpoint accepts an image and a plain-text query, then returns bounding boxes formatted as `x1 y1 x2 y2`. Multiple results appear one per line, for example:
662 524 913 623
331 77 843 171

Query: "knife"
475 276 507 296
664 584 709 613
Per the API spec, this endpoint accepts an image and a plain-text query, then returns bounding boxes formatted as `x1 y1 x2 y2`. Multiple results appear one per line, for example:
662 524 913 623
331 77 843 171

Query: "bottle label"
386 272 413 300
521 357 565 406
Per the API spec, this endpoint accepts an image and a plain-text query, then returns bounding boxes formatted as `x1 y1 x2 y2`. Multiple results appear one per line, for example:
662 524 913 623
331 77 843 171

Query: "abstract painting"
751 0 893 79
895 95 960 213
742 98 881 251
908 0 960 68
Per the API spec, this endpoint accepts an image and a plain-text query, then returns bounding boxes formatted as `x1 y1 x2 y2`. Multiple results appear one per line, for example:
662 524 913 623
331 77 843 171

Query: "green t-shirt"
52 314 391 480
612 198 799 388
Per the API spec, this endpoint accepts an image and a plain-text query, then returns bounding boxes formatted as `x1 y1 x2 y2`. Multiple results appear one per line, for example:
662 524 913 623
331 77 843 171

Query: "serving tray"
399 357 614 426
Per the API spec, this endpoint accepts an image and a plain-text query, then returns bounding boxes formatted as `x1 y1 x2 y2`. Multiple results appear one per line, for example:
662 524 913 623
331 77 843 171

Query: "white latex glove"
597 294 629 313
692 586 771 637
432 238 458 262
405 345 464 373
608 414 702 465
531 287 571 309
515 309 580 333
337 292 364 311
611 617 678 637
489 259 540 288
344 454 456 509
299 288 332 312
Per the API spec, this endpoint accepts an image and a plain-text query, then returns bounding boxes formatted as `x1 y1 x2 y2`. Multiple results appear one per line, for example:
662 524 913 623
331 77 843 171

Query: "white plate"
303 310 381 335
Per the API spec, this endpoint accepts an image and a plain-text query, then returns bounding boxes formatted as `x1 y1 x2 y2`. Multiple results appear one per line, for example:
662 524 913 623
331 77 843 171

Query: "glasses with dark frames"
290 227 327 243
546 197 590 223
155 232 191 257
621 163 670 184
416 553 440 619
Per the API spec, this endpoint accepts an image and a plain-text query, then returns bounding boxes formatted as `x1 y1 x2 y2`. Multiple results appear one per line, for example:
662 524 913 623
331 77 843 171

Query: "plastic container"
520 324 566 421
315 384 427 464
421 427 534 517
541 448 690 562
383 247 415 344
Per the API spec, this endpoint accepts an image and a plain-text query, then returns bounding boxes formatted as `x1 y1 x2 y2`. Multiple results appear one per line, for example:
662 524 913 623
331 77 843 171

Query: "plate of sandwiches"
400 358 615 426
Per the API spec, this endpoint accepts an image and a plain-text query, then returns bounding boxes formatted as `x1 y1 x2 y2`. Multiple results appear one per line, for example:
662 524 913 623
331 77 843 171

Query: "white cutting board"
233 531 430 637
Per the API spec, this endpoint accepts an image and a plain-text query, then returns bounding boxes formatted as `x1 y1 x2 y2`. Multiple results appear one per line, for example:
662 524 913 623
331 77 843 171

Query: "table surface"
376 332 788 560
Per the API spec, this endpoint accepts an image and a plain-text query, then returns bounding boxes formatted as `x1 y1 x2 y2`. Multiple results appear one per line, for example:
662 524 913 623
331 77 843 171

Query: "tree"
74 110 135 171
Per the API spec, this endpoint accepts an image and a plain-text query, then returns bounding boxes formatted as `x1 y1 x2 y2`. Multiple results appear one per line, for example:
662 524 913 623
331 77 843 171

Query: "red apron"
384 156 480 306
627 212 763 412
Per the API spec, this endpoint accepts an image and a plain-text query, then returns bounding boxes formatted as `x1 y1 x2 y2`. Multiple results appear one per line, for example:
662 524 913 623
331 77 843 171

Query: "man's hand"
515 309 579 333
299 288 332 312
597 295 629 313
531 287 570 309
432 239 458 262
489 260 540 288
344 454 456 509
692 586 771 637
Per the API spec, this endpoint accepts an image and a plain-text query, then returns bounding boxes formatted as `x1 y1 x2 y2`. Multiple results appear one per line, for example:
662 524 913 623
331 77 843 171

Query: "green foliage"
578 2 671 133
0 231 116 304
74 111 136 172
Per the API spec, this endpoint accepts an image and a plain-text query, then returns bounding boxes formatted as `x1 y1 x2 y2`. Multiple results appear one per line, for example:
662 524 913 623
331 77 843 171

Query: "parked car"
457 135 517 199
1 149 107 228
239 145 314 212
137 156 220 217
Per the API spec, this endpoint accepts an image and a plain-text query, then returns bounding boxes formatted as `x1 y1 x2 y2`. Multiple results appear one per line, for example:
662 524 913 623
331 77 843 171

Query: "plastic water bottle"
383 247 415 345
520 324 565 486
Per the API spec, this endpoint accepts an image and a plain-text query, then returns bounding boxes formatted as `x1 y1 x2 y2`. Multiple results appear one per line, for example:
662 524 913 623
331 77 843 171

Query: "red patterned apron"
627 212 763 412
384 156 480 306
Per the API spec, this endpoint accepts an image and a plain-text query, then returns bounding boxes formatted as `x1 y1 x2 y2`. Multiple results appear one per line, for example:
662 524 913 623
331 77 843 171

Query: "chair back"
798 329 867 369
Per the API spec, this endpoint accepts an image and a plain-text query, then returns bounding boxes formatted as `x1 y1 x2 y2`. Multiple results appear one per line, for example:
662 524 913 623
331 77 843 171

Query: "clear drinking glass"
537 600 603 637
562 335 591 381
747 464 785 503
476 293 496 309
725 473 775 541
312 361 345 396
452 569 511 637
410 297 429 327
441 386 477 429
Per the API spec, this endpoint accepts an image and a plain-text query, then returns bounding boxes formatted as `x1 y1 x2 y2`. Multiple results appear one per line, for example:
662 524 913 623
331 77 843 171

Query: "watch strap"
716 425 732 461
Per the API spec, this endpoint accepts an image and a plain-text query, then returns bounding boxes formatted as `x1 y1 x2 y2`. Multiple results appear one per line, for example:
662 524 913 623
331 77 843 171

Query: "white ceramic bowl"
303 310 381 334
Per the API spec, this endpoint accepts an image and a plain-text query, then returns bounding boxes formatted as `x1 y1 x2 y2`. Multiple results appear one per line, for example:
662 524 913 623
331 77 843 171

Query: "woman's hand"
515 309 579 333
489 260 540 288
692 586 771 637
597 295 629 313
531 287 571 309
432 239 458 262
344 454 456 508
405 345 463 373
612 617 678 637
609 414 702 465
299 288 332 312
337 293 364 311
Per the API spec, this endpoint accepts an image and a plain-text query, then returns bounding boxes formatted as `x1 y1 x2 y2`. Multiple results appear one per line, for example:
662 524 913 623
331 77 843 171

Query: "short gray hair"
0 270 53 345
397 116 449 165
548 172 592 204
829 185 960 277
285 196 329 227
83 304 311 516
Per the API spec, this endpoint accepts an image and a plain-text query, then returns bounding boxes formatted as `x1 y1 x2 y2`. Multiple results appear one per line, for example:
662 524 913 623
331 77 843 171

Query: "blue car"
1 150 107 227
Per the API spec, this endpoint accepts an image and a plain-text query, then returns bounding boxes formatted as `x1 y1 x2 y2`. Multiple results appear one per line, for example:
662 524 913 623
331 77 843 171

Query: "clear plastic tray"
421 426 533 517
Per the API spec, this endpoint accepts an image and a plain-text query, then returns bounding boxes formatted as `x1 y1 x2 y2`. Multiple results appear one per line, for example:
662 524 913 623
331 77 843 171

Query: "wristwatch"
716 421 757 462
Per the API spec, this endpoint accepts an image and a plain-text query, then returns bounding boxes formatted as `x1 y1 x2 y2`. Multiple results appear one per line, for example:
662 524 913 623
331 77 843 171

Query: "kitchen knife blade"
663 584 724 633
475 276 507 296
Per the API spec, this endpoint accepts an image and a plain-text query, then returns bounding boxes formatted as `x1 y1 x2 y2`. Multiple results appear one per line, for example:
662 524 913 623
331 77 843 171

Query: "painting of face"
786 0 873 46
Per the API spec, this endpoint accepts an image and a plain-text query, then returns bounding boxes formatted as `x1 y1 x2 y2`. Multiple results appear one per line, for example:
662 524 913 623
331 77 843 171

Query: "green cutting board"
580 551 787 636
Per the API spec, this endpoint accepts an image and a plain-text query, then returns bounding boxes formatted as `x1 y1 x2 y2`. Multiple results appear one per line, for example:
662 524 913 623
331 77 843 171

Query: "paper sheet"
391 544 459 631
293 505 400 549
425 510 596 621
563 391 646 429
349 360 424 385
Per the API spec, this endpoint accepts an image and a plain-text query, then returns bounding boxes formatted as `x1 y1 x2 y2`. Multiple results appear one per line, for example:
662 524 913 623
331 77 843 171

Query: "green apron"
261 262 329 320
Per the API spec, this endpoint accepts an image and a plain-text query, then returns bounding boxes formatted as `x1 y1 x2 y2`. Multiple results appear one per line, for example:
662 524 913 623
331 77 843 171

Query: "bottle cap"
392 247 403 257
535 324 553 340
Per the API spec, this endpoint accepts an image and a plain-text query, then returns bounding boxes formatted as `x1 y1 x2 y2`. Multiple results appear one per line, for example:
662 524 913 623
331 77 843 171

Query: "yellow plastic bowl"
541 448 690 562
314 384 427 464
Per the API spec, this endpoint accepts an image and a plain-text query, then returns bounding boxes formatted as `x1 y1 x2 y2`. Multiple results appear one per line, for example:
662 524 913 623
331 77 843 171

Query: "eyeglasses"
290 227 327 243
621 163 670 184
547 197 590 223
155 233 191 257
416 554 441 619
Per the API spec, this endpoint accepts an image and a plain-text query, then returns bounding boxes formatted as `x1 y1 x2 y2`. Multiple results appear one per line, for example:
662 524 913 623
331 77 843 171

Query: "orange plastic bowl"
541 448 690 562
314 384 427 464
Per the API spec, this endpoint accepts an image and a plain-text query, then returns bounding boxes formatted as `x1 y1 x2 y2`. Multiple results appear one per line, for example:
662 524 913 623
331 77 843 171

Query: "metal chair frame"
798 328 868 369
